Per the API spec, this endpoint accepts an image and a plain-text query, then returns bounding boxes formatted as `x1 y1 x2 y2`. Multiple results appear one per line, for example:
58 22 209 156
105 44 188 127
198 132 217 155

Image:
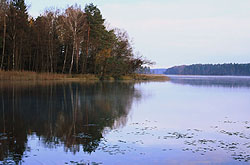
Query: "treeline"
0 0 149 77
164 63 250 76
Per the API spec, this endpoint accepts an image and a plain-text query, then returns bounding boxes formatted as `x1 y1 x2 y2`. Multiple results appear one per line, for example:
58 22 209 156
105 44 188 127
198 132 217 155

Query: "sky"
26 0 250 68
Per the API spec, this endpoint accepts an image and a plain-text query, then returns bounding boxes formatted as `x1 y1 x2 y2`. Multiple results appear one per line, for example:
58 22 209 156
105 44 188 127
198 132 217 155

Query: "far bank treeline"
0 0 151 77
164 63 250 76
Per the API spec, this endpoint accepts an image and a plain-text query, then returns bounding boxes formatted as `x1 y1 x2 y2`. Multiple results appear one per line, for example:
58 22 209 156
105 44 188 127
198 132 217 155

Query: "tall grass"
131 74 170 81
0 71 169 82
0 71 99 81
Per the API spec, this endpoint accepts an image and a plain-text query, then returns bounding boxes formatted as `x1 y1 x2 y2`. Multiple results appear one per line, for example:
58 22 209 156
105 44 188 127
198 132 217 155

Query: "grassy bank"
0 71 169 82
0 71 99 81
118 74 170 81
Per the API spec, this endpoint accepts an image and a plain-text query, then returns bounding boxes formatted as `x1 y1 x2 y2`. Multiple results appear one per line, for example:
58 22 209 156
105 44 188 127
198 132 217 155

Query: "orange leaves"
96 48 112 64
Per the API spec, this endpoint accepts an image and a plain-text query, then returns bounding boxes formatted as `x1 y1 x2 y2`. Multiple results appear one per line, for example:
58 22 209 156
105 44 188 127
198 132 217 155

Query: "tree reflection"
0 82 140 163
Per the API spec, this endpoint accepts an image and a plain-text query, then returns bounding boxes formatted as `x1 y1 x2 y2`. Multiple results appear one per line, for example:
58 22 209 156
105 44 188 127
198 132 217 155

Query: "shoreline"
0 71 169 82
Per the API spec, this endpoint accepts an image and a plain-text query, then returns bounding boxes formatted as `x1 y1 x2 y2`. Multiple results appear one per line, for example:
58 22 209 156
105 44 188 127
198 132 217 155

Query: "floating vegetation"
219 130 250 139
64 160 103 165
163 132 193 139
1 116 249 164
96 142 127 155
74 133 92 139
181 119 250 162
92 119 250 162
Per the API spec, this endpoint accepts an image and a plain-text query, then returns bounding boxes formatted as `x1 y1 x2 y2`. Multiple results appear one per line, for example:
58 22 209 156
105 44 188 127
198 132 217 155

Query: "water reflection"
168 75 250 88
0 82 140 164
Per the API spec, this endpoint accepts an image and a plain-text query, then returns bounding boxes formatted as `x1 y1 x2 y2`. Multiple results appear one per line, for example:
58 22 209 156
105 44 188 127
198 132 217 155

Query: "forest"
0 0 149 78
164 63 250 76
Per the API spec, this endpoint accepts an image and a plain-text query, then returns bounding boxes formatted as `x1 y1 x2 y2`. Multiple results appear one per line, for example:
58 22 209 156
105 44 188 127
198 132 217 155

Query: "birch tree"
62 5 87 74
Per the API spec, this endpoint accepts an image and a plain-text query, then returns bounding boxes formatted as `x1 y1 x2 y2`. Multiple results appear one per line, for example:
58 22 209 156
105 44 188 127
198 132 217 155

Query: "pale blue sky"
26 0 250 68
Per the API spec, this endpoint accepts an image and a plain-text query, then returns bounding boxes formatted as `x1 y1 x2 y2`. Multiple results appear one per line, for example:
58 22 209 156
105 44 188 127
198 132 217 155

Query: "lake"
0 76 250 164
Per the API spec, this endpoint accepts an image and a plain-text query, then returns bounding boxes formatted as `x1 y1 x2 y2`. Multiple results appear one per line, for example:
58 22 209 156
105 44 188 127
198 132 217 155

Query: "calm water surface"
0 76 250 164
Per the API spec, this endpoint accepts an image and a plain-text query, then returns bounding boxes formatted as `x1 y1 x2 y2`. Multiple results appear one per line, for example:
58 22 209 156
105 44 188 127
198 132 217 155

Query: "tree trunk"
1 14 6 70
101 59 107 79
12 34 16 70
49 36 53 72
82 25 90 73
76 41 79 73
12 22 16 70
69 40 75 74
29 44 32 70
62 45 68 73
18 38 23 70
7 52 10 71
51 37 54 72
46 45 49 72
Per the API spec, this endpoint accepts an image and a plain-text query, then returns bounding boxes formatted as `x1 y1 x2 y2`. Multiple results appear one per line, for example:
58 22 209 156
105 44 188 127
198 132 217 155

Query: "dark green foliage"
164 63 250 76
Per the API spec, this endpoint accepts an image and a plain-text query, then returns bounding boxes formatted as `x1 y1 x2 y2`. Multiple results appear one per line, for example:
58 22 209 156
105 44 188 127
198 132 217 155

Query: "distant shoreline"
163 63 250 76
